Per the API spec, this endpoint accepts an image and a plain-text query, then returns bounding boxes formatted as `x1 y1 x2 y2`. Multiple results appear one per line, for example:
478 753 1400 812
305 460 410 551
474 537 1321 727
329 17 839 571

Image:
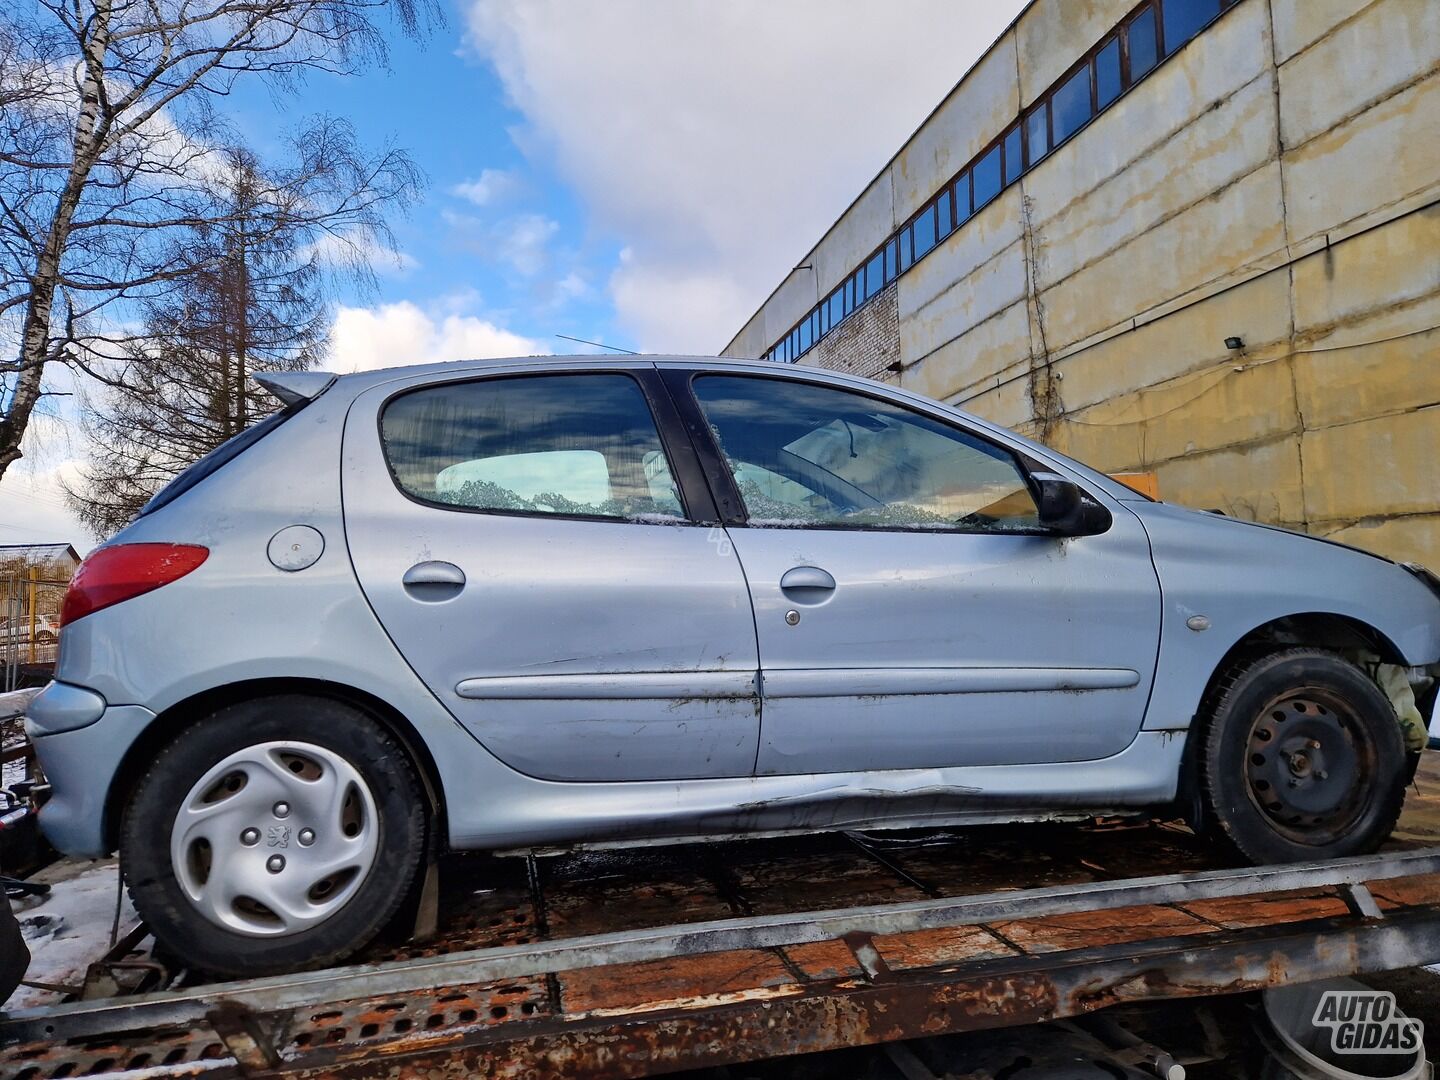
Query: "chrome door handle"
402 560 466 601
780 565 835 603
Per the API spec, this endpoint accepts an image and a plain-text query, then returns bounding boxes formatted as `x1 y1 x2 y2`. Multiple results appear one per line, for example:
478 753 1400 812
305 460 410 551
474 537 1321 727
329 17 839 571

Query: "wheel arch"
1174 611 1406 828
103 677 447 852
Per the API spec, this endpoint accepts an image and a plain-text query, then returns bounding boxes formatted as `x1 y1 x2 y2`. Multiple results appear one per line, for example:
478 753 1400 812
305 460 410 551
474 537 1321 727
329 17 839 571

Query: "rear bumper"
29 703 156 858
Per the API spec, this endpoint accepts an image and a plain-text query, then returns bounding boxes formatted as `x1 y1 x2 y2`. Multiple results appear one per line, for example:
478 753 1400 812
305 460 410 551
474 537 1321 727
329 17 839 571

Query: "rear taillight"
60 543 209 626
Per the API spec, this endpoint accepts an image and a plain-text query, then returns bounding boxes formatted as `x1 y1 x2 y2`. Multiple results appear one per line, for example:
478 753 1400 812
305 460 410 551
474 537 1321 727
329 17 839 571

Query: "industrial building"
725 0 1440 566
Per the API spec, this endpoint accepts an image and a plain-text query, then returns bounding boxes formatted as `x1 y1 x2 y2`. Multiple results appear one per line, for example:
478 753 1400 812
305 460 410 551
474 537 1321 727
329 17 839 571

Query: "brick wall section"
803 283 900 382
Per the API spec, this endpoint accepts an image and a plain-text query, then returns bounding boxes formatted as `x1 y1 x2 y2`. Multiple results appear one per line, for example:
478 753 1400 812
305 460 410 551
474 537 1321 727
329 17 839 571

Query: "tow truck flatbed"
4 797 1440 1079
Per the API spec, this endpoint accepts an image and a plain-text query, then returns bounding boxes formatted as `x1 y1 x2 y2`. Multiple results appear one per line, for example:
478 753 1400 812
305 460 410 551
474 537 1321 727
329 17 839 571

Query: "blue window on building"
1096 36 1122 108
1162 0 1221 54
762 0 1235 364
1128 7 1159 79
972 143 1001 210
1051 63 1093 147
865 251 885 299
912 202 937 260
1003 125 1023 186
1026 104 1049 166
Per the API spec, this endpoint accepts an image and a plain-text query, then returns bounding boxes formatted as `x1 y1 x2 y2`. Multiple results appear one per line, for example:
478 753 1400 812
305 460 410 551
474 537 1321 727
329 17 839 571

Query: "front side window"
381 373 685 520
693 376 1041 532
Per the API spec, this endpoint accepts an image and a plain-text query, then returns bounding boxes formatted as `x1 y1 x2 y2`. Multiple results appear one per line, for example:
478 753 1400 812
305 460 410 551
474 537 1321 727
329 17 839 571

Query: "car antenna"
554 334 638 355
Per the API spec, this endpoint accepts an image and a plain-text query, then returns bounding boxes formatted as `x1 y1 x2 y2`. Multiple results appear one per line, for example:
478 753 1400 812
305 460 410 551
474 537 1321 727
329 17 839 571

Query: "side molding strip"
457 671 758 700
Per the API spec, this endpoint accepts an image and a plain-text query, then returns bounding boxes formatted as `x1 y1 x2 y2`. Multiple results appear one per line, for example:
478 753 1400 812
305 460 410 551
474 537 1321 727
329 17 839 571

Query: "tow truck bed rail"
4 822 1440 1078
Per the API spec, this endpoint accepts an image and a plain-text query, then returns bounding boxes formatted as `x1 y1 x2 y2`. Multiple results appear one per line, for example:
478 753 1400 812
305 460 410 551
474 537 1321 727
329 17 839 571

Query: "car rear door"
670 368 1161 776
342 363 761 782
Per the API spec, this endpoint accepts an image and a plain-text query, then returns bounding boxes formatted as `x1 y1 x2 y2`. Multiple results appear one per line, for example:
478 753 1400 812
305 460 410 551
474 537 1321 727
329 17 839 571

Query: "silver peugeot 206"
27 356 1440 975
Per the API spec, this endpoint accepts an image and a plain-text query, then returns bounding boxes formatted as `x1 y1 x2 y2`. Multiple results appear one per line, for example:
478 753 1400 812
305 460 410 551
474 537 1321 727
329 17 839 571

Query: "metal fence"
1 571 67 693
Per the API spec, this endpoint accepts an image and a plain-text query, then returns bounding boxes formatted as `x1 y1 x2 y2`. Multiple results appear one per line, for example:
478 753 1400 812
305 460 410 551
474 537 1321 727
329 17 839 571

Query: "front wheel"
122 695 426 977
1199 648 1407 864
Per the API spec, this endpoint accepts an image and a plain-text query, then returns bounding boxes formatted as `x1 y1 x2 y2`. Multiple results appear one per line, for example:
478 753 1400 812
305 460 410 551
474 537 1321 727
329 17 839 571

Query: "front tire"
122 695 426 977
1199 648 1407 864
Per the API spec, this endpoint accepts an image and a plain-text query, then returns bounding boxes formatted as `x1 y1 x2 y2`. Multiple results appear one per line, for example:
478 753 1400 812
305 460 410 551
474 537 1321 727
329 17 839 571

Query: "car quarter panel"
40 380 521 854
1132 501 1440 731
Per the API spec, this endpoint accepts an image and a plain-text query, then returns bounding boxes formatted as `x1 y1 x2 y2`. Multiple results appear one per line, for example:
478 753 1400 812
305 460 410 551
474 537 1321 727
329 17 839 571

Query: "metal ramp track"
3 842 1439 1077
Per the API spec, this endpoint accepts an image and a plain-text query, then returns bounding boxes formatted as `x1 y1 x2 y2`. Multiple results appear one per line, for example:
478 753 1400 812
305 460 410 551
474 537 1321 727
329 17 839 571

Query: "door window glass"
693 376 1040 532
381 373 685 520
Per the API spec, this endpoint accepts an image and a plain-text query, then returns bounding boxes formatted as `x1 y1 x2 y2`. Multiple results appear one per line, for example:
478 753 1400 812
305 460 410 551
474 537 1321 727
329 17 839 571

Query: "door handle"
402 560 466 601
780 566 835 604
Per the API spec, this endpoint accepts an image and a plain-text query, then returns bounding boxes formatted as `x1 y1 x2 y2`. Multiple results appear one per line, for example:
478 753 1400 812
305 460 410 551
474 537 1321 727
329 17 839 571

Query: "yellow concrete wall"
731 0 1439 566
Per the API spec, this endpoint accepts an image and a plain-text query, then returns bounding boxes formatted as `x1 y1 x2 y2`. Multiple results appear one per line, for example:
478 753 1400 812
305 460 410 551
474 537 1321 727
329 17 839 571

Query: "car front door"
342 365 761 782
675 369 1161 776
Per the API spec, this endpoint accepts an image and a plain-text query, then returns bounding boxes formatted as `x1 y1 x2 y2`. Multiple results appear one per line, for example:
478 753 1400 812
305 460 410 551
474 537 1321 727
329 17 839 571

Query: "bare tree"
0 0 433 480
66 147 344 536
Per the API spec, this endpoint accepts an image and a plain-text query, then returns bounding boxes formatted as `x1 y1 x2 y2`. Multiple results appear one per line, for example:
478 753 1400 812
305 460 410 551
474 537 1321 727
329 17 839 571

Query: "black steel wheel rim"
1243 688 1375 844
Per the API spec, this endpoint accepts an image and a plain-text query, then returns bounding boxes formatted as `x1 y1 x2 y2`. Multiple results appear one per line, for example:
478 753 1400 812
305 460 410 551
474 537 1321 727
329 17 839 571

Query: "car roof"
323 354 803 395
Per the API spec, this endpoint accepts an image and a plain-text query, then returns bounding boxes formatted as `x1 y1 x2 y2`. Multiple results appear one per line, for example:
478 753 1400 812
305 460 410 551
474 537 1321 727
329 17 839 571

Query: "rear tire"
122 695 426 977
1199 648 1407 864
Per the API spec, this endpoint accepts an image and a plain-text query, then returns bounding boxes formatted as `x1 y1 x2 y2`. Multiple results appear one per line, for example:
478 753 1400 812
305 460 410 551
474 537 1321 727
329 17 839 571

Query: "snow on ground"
5 857 140 1011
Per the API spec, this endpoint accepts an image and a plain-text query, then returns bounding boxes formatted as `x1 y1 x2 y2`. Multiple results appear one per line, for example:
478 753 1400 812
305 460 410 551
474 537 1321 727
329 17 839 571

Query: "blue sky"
3 0 1027 544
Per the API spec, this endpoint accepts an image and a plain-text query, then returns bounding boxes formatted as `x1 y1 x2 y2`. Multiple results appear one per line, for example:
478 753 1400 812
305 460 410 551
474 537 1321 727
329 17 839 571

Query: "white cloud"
327 300 547 373
452 167 520 206
463 0 1026 353
0 413 92 550
305 233 419 275
494 213 559 276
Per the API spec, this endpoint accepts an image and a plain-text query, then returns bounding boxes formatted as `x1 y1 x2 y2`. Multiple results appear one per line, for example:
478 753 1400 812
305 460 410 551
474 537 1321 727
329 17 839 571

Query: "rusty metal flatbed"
4 809 1440 1079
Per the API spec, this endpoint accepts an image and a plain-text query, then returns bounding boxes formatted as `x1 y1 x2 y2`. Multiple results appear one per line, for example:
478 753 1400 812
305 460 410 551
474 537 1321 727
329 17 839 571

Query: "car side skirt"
443 728 1187 851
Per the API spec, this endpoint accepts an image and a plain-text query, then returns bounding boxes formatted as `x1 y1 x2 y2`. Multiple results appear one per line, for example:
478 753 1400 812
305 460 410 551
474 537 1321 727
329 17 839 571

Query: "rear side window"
139 402 303 518
380 373 686 521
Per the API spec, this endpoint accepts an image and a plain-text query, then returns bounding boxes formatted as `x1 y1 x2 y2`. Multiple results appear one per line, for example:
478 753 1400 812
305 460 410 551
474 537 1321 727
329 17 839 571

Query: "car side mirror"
1030 471 1111 537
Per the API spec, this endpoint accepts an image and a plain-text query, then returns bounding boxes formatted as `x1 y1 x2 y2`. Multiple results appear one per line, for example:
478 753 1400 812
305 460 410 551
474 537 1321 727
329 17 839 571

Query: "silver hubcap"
170 741 379 937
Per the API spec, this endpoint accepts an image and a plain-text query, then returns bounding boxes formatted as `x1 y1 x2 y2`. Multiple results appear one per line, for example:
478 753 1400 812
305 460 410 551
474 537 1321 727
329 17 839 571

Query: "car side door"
342 365 761 782
668 368 1162 776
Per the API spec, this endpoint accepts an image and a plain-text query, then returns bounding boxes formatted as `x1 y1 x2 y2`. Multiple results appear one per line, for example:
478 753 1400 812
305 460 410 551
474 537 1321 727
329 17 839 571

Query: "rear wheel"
122 695 426 977
1199 649 1407 864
